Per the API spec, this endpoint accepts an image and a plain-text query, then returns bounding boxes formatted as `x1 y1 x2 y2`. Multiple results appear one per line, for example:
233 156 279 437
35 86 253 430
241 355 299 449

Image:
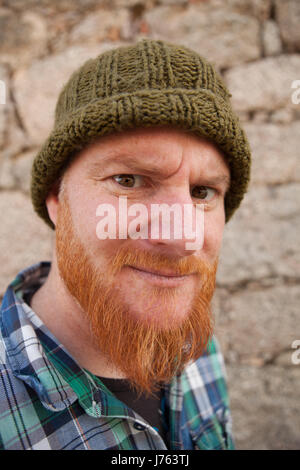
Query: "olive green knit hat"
31 38 251 229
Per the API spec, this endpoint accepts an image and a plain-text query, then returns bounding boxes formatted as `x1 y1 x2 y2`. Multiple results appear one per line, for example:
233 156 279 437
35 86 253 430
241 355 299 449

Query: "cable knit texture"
31 38 251 228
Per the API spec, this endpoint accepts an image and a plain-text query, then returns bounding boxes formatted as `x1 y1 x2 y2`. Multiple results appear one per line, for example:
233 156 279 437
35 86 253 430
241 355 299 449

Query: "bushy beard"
55 193 218 397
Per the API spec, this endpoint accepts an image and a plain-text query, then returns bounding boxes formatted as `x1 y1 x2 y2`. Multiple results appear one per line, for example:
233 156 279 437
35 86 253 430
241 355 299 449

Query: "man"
0 39 251 450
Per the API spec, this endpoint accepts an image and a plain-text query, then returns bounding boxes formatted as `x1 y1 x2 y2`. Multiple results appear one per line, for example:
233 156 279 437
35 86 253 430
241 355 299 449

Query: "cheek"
68 189 125 258
201 210 226 261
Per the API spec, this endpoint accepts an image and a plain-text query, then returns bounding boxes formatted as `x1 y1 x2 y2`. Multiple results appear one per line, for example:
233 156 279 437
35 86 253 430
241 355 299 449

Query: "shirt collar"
1 262 79 412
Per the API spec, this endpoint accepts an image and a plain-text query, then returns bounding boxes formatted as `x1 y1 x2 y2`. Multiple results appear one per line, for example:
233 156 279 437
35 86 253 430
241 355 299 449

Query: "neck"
30 251 126 379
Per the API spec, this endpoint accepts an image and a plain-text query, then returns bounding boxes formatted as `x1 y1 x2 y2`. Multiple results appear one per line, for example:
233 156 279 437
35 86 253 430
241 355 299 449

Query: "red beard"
56 193 217 396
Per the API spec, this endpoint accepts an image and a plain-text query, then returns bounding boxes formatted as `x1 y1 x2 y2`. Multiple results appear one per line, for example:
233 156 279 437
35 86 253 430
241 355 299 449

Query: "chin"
126 301 191 330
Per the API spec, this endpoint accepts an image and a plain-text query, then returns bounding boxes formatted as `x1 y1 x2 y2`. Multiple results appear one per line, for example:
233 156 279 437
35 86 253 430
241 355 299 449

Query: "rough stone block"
215 284 300 362
217 182 300 284
244 121 300 185
226 365 300 449
69 8 132 44
13 44 126 146
0 190 53 295
263 19 282 56
144 4 261 69
0 65 9 149
224 55 300 112
0 9 48 67
275 0 300 52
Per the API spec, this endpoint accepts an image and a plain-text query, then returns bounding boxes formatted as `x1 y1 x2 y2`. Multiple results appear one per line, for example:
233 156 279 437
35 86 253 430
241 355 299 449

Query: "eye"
112 174 144 188
191 186 216 201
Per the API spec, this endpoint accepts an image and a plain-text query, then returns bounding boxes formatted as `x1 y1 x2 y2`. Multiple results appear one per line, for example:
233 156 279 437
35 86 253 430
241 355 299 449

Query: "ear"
45 179 62 228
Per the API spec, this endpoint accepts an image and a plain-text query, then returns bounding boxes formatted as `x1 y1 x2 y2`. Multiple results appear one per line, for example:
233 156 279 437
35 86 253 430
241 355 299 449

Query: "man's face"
52 126 230 395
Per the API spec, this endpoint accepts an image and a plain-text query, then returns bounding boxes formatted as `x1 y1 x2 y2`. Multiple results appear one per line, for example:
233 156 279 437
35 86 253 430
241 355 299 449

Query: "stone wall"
0 0 299 450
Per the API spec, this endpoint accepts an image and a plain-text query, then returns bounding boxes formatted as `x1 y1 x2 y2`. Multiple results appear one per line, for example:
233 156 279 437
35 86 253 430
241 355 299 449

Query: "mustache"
108 245 217 277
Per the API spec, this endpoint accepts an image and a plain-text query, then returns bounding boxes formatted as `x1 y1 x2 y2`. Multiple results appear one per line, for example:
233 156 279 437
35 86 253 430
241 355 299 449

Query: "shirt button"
134 422 146 431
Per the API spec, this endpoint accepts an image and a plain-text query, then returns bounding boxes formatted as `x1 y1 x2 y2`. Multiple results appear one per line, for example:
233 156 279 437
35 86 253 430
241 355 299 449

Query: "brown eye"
191 186 215 201
113 174 142 188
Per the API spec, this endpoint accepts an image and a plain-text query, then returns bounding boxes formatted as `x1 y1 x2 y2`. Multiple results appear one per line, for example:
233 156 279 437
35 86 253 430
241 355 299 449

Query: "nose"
132 190 204 257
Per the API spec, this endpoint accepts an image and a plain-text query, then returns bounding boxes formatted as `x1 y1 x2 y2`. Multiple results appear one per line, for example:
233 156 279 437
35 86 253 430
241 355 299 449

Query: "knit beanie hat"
31 38 251 229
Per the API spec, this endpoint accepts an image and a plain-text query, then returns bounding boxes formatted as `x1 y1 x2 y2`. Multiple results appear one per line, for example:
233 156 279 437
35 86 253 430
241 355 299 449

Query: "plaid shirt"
0 262 234 450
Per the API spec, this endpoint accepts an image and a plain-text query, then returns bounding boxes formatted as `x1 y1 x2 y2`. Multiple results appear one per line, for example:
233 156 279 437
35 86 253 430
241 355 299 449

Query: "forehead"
66 126 230 180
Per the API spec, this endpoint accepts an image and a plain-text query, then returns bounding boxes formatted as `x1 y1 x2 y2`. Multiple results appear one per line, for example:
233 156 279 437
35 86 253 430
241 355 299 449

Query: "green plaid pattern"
0 262 234 450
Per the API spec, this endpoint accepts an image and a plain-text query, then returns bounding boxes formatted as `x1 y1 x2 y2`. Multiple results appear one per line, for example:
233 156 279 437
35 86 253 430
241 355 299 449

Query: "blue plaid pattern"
0 262 234 450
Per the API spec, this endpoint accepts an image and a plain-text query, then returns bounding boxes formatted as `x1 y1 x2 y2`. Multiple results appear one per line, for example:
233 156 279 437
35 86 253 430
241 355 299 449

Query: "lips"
128 265 189 278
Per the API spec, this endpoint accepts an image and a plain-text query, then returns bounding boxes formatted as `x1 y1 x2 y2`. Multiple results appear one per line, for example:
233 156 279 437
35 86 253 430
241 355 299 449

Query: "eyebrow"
89 153 231 191
89 154 177 178
196 174 231 192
